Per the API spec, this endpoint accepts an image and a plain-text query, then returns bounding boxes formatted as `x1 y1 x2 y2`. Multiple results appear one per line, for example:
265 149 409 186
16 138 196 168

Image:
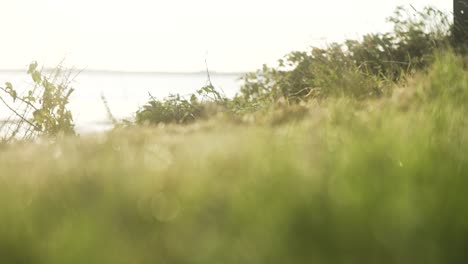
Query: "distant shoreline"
0 68 246 76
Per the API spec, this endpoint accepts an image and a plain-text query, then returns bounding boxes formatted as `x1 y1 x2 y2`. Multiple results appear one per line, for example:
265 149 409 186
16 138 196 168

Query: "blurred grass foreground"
1 6 468 264
0 51 467 263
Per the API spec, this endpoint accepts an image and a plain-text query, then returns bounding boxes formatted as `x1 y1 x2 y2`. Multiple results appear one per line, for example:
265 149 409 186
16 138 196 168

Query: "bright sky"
0 0 452 72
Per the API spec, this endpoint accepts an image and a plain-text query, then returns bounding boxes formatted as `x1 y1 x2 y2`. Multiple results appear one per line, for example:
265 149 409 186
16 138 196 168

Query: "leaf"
5 82 13 89
4 82 17 101
27 62 38 74
31 71 42 84
33 109 45 124
11 90 17 102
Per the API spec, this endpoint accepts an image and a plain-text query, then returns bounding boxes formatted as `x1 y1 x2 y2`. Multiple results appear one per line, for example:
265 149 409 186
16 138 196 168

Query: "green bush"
135 83 236 125
240 6 451 104
136 93 202 125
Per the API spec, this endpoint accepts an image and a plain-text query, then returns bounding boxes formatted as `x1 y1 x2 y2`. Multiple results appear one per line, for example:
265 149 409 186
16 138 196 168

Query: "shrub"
0 62 75 141
135 84 231 125
136 93 201 125
239 6 451 104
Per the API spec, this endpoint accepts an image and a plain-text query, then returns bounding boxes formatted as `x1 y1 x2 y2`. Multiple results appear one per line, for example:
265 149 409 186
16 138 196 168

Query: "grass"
0 52 467 263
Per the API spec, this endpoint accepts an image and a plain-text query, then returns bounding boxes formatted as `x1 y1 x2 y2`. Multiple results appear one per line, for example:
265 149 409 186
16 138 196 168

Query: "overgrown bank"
135 6 464 126
0 7 465 137
0 51 467 263
0 5 467 264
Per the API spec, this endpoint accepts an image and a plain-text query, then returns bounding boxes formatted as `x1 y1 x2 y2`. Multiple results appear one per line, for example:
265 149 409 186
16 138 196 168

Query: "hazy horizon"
0 67 246 74
0 0 452 72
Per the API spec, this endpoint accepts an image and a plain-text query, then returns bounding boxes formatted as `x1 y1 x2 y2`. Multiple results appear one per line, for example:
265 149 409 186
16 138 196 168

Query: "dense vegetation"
0 5 467 264
135 7 462 125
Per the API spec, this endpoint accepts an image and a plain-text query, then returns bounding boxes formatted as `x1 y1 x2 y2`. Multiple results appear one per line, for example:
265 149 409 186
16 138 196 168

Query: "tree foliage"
239 7 452 103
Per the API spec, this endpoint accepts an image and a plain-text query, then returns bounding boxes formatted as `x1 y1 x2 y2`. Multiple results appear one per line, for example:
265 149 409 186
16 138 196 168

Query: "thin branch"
101 93 117 125
0 95 41 131
0 86 40 112
205 60 213 86
148 92 158 102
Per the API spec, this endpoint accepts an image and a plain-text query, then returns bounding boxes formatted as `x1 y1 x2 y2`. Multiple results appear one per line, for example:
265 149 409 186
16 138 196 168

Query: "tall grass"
0 52 466 263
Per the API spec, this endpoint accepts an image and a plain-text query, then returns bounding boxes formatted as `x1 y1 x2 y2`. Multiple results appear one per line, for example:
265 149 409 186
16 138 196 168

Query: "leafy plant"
0 62 76 141
135 80 233 125
136 93 201 125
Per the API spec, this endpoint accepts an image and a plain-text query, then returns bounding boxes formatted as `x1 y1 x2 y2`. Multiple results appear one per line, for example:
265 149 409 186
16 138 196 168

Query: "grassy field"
0 52 467 263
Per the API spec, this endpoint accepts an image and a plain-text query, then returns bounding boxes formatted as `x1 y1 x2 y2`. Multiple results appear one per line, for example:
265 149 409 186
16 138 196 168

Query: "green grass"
0 52 467 264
